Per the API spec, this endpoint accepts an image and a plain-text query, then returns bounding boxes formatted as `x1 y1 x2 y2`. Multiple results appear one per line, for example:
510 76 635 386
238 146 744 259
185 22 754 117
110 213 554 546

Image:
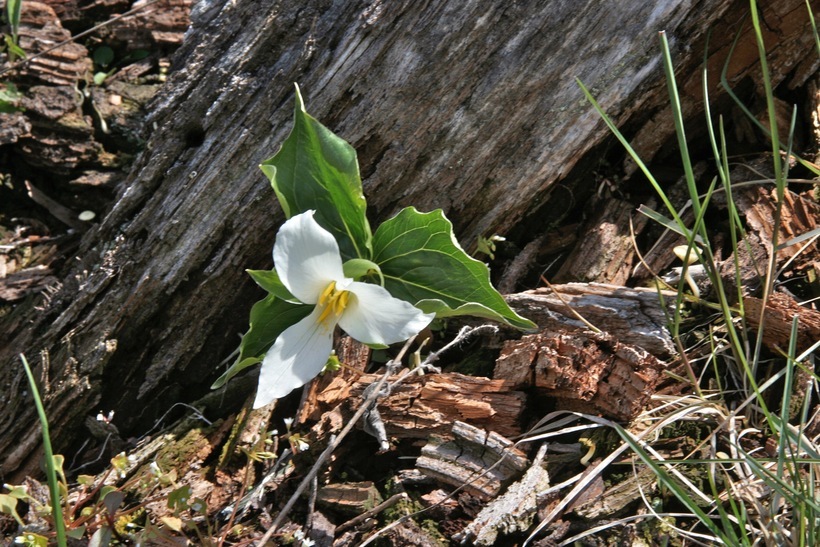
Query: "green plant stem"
19 354 67 547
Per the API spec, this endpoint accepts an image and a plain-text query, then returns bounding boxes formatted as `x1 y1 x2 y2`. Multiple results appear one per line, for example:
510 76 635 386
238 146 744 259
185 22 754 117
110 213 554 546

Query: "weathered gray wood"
0 0 813 481
454 444 551 546
506 283 677 357
415 421 528 501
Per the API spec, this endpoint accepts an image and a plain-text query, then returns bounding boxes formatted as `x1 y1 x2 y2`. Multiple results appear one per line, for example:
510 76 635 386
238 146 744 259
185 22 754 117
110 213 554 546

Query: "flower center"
317 281 350 326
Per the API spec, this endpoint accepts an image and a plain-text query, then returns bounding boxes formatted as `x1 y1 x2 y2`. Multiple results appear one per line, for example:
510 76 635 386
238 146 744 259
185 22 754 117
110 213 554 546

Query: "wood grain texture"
0 0 813 480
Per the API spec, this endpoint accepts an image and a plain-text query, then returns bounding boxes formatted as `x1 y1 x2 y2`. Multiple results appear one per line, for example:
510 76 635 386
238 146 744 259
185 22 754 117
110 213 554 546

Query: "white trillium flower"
253 210 434 409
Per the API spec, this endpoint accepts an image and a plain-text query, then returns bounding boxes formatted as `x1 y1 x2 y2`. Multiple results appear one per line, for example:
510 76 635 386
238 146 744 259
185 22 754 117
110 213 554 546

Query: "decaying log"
316 371 526 440
455 444 551 546
2 0 816 482
744 291 820 353
507 283 676 357
416 421 528 501
495 329 666 421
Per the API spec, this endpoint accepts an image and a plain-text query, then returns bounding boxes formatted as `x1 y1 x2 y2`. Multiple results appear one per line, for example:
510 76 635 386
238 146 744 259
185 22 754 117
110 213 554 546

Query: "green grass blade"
611 423 741 544
7 0 22 40
808 0 820 57
577 79 692 240
659 31 702 226
19 354 67 547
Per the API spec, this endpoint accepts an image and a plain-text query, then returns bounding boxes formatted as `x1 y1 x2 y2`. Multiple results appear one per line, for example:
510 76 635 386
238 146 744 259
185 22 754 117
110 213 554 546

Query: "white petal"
253 307 335 408
273 211 345 304
338 282 434 346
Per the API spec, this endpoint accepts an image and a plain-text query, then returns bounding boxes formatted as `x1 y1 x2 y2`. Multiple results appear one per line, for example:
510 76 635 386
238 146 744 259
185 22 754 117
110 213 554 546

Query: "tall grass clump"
521 0 820 544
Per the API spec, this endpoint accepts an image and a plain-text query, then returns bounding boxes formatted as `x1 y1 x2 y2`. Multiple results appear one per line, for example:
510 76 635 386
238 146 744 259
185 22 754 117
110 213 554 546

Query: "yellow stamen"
334 291 349 315
319 281 336 306
317 281 350 327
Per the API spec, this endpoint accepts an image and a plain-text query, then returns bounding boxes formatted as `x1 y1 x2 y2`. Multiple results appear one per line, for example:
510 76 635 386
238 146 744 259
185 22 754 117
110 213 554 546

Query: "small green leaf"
93 46 115 68
4 35 26 61
0 493 23 526
239 294 312 361
98 485 118 504
211 357 260 389
342 258 383 284
260 84 372 261
167 485 192 511
373 207 535 331
102 490 125 515
127 49 150 61
67 526 86 539
93 72 109 86
213 294 312 389
246 269 295 301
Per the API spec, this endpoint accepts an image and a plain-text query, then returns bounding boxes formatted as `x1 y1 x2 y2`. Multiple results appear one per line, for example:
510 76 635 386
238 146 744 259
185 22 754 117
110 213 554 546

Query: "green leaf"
212 294 312 389
7 0 21 37
211 357 260 389
3 35 26 61
260 84 372 261
373 207 536 331
342 258 384 284
167 485 192 511
93 46 115 68
102 490 125 515
246 269 295 301
0 493 23 526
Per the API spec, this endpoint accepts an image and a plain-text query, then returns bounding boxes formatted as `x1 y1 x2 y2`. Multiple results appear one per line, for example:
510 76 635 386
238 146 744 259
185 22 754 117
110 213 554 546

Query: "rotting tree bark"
0 0 815 481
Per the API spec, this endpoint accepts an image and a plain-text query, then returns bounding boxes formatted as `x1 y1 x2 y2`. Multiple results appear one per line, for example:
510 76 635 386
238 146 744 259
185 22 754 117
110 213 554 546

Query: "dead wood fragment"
506 283 676 357
573 466 657 520
298 336 371 424
16 85 103 173
109 0 192 49
14 2 91 86
554 198 650 285
495 329 665 421
0 265 58 301
317 481 383 517
0 112 31 145
415 421 528 501
743 291 820 353
419 488 460 519
315 371 525 440
25 180 86 229
732 186 820 278
379 517 443 547
455 444 551 546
